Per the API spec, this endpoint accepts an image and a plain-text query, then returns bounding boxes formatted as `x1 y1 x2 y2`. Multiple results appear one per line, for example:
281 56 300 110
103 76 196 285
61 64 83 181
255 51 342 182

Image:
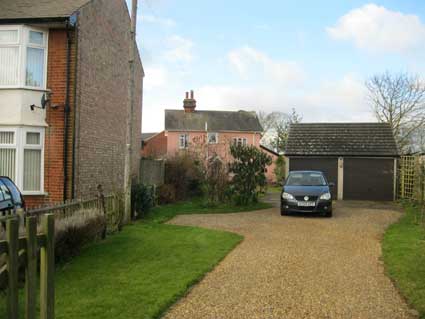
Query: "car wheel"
324 211 333 218
280 210 287 216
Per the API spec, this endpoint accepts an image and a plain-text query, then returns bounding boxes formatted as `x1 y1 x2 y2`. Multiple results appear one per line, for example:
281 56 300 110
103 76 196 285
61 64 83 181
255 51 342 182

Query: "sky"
126 0 425 133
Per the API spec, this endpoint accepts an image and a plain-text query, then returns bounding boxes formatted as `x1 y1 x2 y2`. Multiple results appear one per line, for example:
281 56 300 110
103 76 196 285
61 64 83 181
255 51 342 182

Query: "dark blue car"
281 171 333 217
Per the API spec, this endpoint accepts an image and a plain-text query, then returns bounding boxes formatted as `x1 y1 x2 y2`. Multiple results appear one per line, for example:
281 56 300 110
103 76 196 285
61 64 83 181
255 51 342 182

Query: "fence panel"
1 213 55 319
399 155 425 202
139 159 165 186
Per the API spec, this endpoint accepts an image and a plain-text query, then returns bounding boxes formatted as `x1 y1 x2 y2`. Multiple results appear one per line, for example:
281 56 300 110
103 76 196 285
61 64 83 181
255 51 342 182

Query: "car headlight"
282 192 295 200
320 192 331 200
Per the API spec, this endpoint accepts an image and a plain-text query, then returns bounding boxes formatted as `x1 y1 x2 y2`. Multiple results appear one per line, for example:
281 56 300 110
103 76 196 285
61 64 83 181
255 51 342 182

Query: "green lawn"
1 199 272 318
383 203 425 318
144 198 272 224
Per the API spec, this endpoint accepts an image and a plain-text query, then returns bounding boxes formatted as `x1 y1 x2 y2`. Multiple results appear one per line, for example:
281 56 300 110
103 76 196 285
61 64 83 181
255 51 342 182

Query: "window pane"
26 47 44 87
0 131 14 144
26 132 40 145
0 148 16 181
23 149 41 191
29 31 43 45
0 30 18 43
0 47 19 85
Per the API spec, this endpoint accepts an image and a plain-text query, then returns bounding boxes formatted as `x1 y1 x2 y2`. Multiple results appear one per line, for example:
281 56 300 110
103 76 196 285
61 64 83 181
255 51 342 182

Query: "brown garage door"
289 157 338 198
343 158 394 201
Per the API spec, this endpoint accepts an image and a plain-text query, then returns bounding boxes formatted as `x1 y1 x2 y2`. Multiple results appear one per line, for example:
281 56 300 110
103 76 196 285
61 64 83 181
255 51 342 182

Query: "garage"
343 158 395 200
285 123 398 201
288 157 338 198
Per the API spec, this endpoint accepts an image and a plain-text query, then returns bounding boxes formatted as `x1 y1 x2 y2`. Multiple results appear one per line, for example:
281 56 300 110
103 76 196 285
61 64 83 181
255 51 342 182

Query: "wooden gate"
1 211 55 319
399 155 425 201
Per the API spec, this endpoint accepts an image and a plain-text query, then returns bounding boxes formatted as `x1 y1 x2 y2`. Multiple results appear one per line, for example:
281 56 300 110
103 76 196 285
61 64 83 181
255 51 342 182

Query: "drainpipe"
63 20 72 202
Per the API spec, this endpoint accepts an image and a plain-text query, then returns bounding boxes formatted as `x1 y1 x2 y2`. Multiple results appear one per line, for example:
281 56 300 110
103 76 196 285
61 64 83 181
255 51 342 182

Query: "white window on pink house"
232 137 247 146
207 132 218 144
179 134 189 149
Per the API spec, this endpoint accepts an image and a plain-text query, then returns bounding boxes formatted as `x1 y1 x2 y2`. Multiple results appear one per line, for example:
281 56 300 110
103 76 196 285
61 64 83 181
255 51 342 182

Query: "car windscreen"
0 177 22 206
286 172 326 186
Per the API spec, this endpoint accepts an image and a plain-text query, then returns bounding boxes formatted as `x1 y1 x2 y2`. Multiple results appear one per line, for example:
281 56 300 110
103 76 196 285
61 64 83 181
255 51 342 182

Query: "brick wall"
141 132 167 158
74 0 143 198
24 29 76 208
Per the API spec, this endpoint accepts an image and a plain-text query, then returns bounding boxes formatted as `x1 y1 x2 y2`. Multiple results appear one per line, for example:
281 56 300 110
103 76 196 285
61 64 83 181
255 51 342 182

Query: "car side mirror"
328 182 335 187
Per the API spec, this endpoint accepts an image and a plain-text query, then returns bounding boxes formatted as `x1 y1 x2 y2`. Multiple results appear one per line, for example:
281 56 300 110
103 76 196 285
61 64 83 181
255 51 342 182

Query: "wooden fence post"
26 216 37 319
40 214 55 319
6 218 19 319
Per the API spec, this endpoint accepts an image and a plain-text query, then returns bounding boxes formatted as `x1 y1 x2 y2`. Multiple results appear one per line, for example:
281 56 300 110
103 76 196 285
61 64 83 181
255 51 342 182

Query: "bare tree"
366 72 425 152
258 108 302 152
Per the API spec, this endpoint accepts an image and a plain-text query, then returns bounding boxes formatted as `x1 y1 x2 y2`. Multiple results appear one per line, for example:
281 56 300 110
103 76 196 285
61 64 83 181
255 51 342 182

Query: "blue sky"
126 0 425 132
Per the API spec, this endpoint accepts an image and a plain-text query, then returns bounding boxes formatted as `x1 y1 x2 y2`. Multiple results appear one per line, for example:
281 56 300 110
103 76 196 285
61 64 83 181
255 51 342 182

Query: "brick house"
141 91 278 182
0 0 144 207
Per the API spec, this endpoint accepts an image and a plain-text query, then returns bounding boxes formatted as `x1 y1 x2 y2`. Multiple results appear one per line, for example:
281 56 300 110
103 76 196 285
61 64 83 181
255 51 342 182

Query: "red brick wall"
141 132 167 158
24 29 76 208
74 0 143 197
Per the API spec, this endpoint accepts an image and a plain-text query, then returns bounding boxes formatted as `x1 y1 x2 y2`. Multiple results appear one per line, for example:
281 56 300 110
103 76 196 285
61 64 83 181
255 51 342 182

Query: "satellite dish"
41 93 48 109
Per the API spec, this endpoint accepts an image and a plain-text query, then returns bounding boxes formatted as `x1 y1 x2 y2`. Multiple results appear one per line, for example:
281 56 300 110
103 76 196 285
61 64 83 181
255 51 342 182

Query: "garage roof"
285 123 398 157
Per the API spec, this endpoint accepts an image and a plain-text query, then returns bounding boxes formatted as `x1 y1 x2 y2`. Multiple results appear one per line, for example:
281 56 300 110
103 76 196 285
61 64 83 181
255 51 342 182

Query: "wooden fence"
0 212 55 319
399 155 425 202
139 159 165 186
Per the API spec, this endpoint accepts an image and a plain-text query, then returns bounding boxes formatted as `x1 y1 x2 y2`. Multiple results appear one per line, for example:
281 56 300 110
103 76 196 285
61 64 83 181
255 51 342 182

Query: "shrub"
55 209 106 263
274 155 286 184
131 183 154 219
205 155 229 205
157 184 176 204
165 153 205 200
229 144 272 205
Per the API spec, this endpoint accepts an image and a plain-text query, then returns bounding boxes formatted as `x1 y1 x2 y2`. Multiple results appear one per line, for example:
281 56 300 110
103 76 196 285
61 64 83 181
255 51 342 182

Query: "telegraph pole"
124 0 138 224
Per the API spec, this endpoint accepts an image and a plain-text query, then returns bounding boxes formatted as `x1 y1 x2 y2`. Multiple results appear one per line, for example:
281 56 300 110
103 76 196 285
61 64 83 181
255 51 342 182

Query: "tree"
258 108 302 153
229 145 272 205
366 72 425 152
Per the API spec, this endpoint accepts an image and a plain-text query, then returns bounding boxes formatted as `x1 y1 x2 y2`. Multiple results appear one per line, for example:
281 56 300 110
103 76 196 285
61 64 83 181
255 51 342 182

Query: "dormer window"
0 26 47 89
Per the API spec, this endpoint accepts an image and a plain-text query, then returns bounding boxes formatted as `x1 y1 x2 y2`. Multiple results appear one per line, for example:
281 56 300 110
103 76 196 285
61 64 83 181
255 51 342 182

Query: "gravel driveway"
164 201 416 319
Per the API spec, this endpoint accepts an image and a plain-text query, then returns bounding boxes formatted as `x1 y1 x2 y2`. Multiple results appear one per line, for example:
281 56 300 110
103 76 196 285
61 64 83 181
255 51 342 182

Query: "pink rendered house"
141 91 279 182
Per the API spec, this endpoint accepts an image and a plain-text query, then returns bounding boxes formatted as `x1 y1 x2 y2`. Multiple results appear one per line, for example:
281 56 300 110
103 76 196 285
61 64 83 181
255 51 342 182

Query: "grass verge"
144 198 272 224
382 203 425 318
0 222 242 319
0 198 270 318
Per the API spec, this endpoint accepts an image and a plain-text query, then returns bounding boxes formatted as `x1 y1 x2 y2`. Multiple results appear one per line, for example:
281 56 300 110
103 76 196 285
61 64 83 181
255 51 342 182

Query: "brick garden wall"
74 0 143 198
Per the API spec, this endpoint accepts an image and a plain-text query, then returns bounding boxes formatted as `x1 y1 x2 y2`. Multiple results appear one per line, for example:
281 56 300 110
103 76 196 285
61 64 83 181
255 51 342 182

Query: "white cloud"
144 65 168 90
163 35 194 63
327 4 425 53
228 46 305 85
141 14 176 27
196 74 373 123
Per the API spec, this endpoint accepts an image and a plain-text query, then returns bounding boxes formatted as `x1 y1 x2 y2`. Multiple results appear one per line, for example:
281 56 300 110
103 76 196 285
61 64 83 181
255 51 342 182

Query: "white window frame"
179 133 189 149
0 126 45 195
232 137 247 146
207 132 218 144
0 25 48 90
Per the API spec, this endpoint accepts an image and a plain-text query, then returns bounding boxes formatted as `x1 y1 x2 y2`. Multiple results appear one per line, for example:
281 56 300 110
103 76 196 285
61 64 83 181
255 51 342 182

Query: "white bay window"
0 127 44 194
0 26 47 89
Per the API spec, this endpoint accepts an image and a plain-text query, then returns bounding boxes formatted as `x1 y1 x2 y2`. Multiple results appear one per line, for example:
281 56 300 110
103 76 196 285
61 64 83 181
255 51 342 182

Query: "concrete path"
164 201 416 319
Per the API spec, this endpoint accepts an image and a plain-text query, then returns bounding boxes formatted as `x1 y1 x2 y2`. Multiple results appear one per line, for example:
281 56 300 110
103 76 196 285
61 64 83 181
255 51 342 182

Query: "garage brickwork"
74 0 143 198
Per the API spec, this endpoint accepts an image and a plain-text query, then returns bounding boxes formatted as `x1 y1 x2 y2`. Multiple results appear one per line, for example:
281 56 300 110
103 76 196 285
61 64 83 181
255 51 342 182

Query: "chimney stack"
183 90 196 113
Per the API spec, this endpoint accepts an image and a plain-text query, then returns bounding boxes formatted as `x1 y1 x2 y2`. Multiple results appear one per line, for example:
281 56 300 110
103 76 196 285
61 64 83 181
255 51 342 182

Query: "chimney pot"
183 90 196 113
